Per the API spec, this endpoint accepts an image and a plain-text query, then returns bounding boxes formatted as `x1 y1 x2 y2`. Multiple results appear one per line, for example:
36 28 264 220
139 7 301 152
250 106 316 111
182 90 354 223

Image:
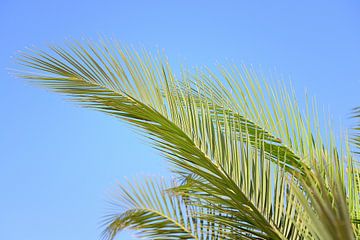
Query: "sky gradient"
1 1 360 239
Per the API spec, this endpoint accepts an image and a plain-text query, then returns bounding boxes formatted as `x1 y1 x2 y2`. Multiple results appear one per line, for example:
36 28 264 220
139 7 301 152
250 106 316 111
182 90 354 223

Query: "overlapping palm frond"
16 40 359 239
102 177 224 240
175 67 358 240
290 150 355 239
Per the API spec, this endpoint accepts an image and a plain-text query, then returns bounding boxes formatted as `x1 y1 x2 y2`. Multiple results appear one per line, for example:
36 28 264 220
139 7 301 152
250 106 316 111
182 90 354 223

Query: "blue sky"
1 1 359 239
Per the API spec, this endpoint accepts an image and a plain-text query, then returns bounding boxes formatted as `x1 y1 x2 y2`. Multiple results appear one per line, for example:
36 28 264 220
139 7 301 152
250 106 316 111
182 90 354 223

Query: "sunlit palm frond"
16 41 302 239
179 66 360 239
15 40 359 239
16 41 293 239
102 177 223 240
190 66 317 163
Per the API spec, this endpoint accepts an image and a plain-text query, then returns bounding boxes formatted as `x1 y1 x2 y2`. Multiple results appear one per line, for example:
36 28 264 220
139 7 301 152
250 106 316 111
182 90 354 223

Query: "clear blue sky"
1 1 359 239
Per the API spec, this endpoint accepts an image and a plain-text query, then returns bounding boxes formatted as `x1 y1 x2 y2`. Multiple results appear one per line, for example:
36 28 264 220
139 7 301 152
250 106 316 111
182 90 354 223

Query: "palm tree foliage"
352 107 360 155
16 40 359 239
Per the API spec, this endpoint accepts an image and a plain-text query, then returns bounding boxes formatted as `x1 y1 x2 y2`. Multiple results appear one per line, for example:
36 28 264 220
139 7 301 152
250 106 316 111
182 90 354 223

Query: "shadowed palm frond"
15 40 359 240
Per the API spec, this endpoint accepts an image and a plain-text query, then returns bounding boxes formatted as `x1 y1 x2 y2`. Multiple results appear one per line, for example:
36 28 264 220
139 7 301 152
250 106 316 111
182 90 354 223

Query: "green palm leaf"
102 178 219 240
15 40 359 239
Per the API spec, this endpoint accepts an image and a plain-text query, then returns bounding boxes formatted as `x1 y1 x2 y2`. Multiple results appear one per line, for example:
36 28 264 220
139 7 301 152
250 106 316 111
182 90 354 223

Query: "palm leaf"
102 177 223 240
15 40 358 239
290 150 356 240
352 107 360 154
16 41 292 239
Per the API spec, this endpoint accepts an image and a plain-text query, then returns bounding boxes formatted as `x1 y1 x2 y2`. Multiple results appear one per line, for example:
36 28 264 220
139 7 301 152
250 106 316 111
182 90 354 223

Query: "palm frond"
290 149 356 240
16 41 300 239
15 40 359 239
102 177 220 240
351 107 360 154
179 66 360 239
